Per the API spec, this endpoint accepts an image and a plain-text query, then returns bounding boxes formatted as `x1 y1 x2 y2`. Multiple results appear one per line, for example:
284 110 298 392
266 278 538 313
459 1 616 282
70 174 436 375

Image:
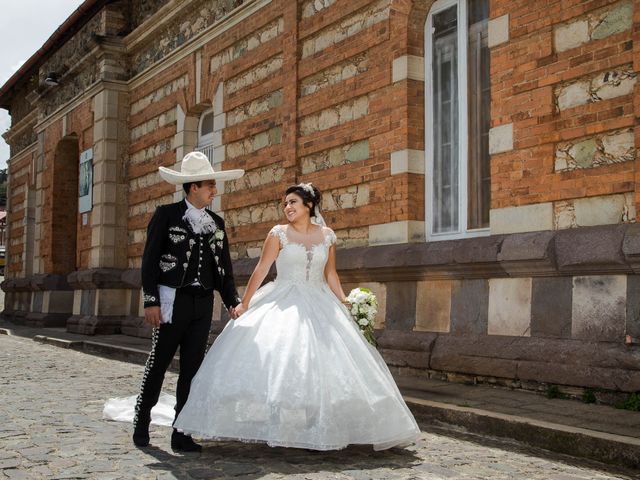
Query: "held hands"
229 302 247 319
144 306 162 327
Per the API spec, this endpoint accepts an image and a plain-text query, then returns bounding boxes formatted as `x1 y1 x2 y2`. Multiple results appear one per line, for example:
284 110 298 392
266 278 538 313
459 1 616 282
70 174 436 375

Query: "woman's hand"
234 302 247 317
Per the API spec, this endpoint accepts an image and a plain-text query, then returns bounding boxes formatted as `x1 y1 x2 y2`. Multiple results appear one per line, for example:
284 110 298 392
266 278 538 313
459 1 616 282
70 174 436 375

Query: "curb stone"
406 395 640 470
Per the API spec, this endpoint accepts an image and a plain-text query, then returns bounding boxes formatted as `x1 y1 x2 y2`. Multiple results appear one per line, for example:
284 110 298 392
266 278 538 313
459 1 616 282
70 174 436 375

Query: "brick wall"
5 0 638 271
38 100 94 274
490 0 637 215
125 0 433 263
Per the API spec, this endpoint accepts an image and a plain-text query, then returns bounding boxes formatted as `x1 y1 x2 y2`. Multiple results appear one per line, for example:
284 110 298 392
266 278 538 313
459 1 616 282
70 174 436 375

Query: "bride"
172 183 420 450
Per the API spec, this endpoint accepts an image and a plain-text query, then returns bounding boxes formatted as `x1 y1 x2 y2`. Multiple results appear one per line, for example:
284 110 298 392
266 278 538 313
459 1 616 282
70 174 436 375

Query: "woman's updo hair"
285 183 322 217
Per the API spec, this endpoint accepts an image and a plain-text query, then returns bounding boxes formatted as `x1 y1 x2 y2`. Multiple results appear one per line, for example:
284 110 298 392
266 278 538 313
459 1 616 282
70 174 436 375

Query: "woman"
173 183 420 450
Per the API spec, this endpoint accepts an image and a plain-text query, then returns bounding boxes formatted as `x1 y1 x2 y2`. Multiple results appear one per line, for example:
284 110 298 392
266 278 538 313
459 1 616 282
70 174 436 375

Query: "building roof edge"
0 0 108 109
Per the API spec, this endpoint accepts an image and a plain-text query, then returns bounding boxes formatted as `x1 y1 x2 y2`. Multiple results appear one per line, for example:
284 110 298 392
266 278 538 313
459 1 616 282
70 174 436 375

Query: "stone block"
555 129 635 171
490 203 553 235
488 14 509 48
554 19 589 53
96 289 130 316
80 289 96 316
66 314 123 335
555 224 627 273
227 55 283 94
450 279 489 335
571 193 634 227
390 149 425 175
554 194 635 229
591 0 633 39
32 291 44 313
120 315 152 338
488 278 532 336
72 289 82 315
430 336 519 379
592 68 636 101
497 230 556 276
572 275 626 342
323 185 369 211
392 55 425 83
626 275 640 339
301 140 369 174
622 224 640 272
453 235 503 265
369 221 426 245
301 52 369 96
415 280 455 333
384 281 416 331
488 123 513 154
47 290 74 314
531 277 572 338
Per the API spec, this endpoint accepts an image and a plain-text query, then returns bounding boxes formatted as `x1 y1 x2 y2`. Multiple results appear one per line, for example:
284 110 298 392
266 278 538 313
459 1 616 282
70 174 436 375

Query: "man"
133 151 244 452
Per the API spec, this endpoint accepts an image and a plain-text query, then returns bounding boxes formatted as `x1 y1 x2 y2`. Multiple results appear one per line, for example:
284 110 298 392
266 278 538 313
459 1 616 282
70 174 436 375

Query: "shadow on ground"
138 441 422 479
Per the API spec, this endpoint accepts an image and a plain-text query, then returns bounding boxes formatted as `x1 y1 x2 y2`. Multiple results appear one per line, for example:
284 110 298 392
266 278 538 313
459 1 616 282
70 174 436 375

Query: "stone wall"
129 0 247 77
39 13 104 118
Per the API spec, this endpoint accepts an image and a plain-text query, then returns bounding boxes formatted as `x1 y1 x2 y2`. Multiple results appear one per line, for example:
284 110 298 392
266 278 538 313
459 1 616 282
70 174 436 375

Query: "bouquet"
346 287 378 346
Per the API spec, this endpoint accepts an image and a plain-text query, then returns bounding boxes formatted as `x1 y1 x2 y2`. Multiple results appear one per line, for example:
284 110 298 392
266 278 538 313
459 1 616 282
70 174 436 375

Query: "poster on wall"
79 148 93 213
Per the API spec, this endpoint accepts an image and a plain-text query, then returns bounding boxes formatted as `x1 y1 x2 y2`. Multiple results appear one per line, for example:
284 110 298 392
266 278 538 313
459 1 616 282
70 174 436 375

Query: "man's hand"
144 306 162 327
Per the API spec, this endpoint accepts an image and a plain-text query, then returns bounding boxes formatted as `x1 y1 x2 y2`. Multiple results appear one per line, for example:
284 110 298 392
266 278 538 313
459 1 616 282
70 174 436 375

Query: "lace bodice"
269 224 337 285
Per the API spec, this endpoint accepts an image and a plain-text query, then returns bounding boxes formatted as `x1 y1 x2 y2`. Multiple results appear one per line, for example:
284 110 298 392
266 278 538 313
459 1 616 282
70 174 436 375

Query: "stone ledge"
383 332 640 392
555 225 628 273
1 275 71 293
5 225 640 291
24 312 68 328
67 268 130 289
231 224 640 282
497 231 556 276
66 314 125 335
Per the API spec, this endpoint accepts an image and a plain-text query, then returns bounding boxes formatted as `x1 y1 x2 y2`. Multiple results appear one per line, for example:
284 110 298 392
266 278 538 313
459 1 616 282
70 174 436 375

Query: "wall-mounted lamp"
44 72 59 87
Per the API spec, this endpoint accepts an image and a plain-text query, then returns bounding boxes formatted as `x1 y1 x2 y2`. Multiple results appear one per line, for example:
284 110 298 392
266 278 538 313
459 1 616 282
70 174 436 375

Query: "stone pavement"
1 334 637 480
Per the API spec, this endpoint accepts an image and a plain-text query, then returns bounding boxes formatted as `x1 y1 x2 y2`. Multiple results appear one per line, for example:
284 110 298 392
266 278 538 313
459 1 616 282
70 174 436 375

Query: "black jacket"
141 200 240 310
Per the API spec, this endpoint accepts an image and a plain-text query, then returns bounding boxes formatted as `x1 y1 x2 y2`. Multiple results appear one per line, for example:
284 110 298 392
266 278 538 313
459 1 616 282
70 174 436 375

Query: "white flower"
214 229 225 241
358 318 369 326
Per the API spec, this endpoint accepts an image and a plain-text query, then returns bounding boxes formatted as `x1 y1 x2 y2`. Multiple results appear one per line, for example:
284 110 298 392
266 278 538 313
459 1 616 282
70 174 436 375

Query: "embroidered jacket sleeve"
141 206 169 308
218 218 241 310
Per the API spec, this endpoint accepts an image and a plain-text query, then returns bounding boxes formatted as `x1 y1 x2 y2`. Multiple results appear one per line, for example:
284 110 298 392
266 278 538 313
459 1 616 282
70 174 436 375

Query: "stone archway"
51 136 79 274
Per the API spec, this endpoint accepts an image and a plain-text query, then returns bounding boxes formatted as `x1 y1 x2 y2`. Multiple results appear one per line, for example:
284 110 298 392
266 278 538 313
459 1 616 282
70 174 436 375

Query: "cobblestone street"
0 334 635 480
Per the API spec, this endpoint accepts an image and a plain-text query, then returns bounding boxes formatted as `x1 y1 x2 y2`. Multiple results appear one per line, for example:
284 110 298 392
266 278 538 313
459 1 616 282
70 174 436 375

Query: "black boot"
132 417 151 447
171 429 202 452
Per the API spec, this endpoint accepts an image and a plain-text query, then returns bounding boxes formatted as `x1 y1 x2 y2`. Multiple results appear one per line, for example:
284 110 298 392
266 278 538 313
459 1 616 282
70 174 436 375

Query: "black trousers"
133 286 214 428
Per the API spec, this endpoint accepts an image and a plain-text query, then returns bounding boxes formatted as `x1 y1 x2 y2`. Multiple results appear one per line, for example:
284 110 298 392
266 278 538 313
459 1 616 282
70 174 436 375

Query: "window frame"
196 108 215 150
196 108 215 163
424 0 490 241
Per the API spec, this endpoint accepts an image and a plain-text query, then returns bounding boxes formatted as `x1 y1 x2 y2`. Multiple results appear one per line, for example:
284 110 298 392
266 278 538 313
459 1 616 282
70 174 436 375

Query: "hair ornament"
298 182 315 198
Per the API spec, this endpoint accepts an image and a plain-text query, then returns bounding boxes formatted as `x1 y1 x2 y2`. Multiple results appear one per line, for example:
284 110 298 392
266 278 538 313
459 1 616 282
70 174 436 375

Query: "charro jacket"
141 200 241 310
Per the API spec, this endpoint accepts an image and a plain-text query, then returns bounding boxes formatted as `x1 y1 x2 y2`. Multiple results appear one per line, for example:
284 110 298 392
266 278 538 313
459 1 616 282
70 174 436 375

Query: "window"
425 0 490 240
196 109 215 162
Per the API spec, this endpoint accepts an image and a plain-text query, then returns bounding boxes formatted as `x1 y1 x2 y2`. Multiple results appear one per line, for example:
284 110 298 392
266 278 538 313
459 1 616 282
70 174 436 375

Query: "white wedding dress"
172 225 420 450
104 224 420 450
